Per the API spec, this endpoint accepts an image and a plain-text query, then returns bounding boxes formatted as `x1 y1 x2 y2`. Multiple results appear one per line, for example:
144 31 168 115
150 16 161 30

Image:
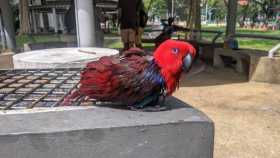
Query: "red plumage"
63 40 196 108
154 39 196 94
79 54 148 103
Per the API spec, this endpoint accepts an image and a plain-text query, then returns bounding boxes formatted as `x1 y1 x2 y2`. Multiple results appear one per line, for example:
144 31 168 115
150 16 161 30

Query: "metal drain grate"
0 68 92 110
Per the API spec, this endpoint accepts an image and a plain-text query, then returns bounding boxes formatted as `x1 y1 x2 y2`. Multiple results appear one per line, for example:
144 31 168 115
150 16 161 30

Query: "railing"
229 33 280 58
268 43 280 58
143 27 223 44
176 28 223 44
230 34 280 41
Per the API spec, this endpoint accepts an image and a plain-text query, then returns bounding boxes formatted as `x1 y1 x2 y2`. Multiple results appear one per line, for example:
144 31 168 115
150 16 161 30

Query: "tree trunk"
225 0 237 37
19 0 30 35
185 0 201 40
186 0 201 30
166 0 172 17
194 0 201 30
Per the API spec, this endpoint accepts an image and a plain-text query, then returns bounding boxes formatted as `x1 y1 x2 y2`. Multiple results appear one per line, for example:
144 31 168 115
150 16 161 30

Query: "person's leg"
135 27 143 48
127 29 136 49
135 27 140 48
120 29 129 53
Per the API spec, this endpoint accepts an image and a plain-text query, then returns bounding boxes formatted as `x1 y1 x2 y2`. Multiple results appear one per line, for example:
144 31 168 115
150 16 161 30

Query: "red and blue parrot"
64 39 196 110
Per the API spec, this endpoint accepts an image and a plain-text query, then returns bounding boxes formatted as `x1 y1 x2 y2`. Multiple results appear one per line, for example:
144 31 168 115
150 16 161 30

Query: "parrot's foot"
129 94 169 112
129 104 169 112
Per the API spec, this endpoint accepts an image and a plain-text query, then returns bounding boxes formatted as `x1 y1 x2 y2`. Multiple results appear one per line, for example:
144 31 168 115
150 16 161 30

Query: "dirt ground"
174 66 280 158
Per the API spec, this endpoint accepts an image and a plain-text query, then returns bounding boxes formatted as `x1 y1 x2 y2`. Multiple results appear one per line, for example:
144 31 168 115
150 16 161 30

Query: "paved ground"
174 66 280 158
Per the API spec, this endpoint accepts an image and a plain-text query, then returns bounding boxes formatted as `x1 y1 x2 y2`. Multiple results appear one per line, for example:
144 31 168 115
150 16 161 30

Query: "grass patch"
201 25 280 51
238 39 279 51
104 39 122 49
104 39 155 50
15 34 77 49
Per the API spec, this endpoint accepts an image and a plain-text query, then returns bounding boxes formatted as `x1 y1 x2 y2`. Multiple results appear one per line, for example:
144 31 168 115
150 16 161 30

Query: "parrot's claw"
129 104 169 112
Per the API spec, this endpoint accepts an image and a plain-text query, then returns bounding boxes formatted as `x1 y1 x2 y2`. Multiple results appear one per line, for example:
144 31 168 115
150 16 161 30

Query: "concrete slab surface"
0 97 214 158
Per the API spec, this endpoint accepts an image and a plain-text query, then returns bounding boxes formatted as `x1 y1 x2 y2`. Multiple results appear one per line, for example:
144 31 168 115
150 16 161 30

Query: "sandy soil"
174 66 280 158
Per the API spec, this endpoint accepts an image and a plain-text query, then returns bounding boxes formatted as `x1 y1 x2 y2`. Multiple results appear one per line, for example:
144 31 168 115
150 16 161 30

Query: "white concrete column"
52 8 58 33
32 10 38 34
0 12 6 49
58 14 66 33
0 0 16 50
39 12 44 30
74 0 96 47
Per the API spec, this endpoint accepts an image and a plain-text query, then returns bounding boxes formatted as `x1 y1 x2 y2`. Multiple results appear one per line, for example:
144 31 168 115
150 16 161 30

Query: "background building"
27 0 117 34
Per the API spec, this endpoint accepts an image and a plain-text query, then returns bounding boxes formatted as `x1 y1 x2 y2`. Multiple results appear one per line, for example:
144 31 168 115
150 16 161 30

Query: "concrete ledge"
0 97 214 158
198 42 224 64
214 48 267 75
250 56 280 84
0 52 14 69
214 48 250 74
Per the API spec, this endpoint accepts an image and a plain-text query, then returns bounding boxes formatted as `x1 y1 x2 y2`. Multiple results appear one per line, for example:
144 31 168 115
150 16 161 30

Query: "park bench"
214 34 280 75
214 48 266 75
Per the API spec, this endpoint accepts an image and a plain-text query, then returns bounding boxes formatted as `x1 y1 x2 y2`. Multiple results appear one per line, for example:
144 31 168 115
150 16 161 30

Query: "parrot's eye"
171 48 179 55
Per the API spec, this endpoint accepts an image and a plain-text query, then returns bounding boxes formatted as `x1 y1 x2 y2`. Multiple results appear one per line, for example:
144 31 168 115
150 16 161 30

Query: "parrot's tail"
60 90 81 106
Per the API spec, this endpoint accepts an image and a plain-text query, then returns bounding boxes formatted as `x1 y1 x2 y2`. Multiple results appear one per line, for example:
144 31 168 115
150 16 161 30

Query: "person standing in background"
135 0 148 49
118 0 141 52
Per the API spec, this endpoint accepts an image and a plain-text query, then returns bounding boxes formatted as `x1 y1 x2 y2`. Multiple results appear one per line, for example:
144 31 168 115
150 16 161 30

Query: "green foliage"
207 0 280 25
143 0 167 18
202 25 280 51
207 0 227 22
174 0 188 21
16 34 64 48
142 0 196 20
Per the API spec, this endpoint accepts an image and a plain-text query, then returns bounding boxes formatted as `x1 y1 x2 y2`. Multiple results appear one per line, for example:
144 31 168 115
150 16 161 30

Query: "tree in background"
252 0 279 26
143 0 279 30
207 0 227 24
237 1 250 27
237 1 261 28
237 0 280 28
186 0 201 30
19 0 30 34
143 0 201 28
174 0 188 21
144 0 167 19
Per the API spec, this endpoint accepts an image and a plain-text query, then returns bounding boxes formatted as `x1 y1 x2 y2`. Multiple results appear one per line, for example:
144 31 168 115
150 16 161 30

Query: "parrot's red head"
153 39 196 94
